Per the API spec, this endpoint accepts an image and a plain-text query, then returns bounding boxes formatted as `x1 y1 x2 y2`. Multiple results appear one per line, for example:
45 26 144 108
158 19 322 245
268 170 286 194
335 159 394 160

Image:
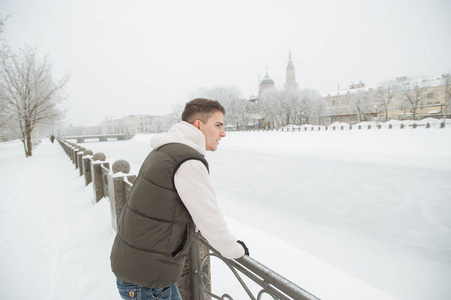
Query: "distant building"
321 81 372 125
284 50 298 90
59 124 98 137
258 68 275 96
257 50 299 97
389 76 449 121
101 117 125 134
321 75 450 125
246 52 450 128
101 114 162 135
252 51 301 128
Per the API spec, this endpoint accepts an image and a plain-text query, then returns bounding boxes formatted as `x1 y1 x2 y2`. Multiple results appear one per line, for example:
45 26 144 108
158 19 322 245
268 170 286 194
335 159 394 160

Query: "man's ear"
193 120 201 130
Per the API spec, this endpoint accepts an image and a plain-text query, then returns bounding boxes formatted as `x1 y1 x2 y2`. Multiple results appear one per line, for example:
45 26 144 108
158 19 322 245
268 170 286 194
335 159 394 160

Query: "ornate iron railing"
57 138 321 300
191 233 321 300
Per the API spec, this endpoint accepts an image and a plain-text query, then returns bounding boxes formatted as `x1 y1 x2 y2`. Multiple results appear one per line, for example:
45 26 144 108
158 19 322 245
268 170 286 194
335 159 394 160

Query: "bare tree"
0 45 67 157
375 79 401 121
442 74 451 119
259 87 324 127
0 15 10 129
170 103 184 122
188 85 248 127
0 89 12 128
401 77 430 120
149 103 184 133
262 89 295 127
292 88 323 125
349 90 370 122
280 89 297 126
0 15 7 35
259 88 285 127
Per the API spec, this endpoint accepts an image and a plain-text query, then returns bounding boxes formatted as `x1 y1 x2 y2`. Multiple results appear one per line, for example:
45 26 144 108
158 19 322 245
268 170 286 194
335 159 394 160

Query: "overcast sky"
1 0 450 125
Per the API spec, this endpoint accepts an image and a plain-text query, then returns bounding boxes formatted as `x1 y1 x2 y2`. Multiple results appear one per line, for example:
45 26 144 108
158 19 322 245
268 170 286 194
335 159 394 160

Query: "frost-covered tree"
263 89 296 127
150 103 183 132
375 79 401 121
445 74 451 101
313 95 328 125
0 102 11 129
188 85 249 127
0 79 11 129
0 45 67 157
293 88 324 125
259 87 324 127
0 15 6 35
442 74 451 119
349 90 371 122
280 89 297 125
0 16 10 129
401 77 430 120
259 88 282 127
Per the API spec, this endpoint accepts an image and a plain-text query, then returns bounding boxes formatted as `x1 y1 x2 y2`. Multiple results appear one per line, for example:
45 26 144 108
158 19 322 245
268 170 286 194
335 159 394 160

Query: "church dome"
260 74 275 86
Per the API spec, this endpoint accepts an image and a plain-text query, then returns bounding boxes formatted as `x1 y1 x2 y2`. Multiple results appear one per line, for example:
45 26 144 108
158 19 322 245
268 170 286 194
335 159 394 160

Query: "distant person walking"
110 98 249 300
50 135 55 143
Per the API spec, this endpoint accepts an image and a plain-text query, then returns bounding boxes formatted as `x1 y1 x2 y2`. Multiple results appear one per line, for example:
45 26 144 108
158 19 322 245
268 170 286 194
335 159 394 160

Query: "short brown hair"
181 98 225 124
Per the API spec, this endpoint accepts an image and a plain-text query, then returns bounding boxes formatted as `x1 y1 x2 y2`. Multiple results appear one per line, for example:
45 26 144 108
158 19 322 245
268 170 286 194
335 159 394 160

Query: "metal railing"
57 138 321 300
191 234 320 300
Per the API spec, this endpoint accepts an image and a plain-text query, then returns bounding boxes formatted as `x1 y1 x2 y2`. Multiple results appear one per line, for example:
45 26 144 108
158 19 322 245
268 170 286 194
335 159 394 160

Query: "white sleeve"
174 159 245 259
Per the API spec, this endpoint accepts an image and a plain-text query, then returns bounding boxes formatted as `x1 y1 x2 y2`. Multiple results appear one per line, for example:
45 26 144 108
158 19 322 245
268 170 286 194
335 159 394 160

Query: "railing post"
69 144 73 161
189 240 201 300
65 141 71 156
70 146 76 164
178 241 211 300
107 159 136 232
91 152 109 203
77 147 86 176
73 148 80 169
82 150 94 185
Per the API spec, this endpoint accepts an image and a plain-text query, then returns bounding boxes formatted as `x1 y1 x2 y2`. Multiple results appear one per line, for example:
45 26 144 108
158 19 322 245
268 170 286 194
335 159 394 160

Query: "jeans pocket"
116 279 138 299
151 286 170 300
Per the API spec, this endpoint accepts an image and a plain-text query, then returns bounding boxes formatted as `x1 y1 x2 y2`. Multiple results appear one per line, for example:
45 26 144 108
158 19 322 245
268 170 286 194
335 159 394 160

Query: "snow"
1 124 451 300
0 140 117 299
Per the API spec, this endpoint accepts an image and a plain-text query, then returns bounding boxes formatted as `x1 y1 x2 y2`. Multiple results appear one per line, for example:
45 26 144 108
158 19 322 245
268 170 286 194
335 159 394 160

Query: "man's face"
198 111 226 151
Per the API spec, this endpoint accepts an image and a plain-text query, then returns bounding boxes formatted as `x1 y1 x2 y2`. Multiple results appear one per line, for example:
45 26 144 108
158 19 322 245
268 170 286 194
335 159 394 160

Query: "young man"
110 98 249 300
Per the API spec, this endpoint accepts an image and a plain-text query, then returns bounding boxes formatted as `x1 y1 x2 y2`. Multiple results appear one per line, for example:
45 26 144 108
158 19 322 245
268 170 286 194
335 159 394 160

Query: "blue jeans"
116 278 182 300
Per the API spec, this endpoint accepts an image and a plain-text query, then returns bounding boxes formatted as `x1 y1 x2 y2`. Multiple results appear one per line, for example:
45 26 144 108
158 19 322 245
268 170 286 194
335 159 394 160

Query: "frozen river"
78 127 451 299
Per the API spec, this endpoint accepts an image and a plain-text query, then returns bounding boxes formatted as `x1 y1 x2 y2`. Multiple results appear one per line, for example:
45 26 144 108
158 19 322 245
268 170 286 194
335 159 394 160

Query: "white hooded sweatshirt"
150 121 245 259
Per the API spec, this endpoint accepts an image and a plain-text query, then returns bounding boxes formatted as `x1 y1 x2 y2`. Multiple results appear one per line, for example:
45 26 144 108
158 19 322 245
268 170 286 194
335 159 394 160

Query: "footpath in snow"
0 140 119 299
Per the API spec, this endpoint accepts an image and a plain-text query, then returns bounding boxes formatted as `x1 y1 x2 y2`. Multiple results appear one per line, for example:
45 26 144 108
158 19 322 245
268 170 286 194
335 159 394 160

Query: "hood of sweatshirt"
150 121 206 156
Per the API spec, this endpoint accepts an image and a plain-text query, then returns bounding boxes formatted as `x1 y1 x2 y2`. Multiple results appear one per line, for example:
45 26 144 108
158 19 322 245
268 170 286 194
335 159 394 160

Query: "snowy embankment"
1 123 450 299
0 140 118 299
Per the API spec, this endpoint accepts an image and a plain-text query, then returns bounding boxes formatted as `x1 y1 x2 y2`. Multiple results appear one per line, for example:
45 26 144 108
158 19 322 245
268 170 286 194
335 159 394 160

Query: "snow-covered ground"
1 122 450 299
0 139 117 299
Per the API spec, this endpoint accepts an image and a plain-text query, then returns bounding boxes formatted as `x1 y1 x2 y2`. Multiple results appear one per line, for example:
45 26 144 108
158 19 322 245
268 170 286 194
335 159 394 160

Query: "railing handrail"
195 234 320 300
62 133 132 138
